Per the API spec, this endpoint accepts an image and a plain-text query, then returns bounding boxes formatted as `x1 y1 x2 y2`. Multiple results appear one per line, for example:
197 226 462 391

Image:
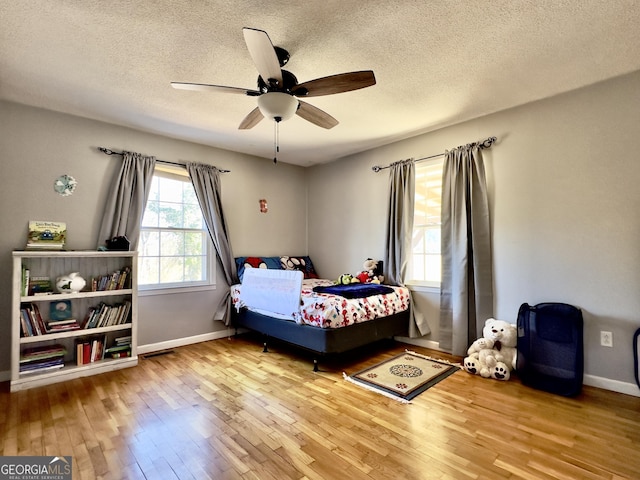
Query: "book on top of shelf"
26 220 66 250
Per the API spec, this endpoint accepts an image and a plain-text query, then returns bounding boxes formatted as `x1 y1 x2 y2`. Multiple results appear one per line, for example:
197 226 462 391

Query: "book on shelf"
82 300 132 329
29 276 53 295
19 303 47 337
75 335 107 365
25 220 67 250
20 344 66 373
91 266 131 291
49 299 72 321
21 265 30 296
46 318 80 333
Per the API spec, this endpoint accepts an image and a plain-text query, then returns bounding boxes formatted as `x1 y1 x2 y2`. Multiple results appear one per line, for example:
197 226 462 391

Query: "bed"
230 256 410 370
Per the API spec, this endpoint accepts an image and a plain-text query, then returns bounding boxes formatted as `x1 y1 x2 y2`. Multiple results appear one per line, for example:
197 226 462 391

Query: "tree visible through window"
410 158 444 286
138 171 212 289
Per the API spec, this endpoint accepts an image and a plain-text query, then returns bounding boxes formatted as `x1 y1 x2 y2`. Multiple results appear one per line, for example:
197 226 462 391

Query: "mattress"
231 278 410 329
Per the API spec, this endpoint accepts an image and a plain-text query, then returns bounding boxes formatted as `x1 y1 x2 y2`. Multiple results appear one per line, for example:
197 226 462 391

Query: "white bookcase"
11 250 138 391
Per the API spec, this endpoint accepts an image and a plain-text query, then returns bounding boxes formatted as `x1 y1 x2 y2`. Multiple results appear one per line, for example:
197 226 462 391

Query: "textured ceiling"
2 1 640 166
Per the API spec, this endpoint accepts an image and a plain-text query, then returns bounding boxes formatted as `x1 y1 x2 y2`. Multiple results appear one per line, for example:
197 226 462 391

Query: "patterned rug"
343 350 459 403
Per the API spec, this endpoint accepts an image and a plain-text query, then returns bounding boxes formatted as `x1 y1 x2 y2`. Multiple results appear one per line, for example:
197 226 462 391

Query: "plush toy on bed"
336 273 359 284
463 318 518 381
353 258 384 284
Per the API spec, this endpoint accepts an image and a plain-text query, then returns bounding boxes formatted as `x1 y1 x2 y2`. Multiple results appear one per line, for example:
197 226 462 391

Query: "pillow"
280 255 319 279
235 256 282 282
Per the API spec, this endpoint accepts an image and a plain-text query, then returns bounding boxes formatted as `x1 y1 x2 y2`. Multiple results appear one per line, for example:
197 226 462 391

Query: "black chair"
516 302 584 396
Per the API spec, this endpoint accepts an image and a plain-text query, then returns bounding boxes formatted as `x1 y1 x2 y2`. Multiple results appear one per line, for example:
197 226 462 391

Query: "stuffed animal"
336 273 358 285
363 258 384 283
479 318 518 371
463 318 517 381
466 337 494 356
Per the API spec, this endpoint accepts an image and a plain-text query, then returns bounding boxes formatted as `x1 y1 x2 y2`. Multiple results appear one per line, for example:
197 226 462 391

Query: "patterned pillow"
280 256 319 279
235 256 282 282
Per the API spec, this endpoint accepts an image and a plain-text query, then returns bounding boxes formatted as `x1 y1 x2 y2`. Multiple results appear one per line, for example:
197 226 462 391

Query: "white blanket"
239 268 303 318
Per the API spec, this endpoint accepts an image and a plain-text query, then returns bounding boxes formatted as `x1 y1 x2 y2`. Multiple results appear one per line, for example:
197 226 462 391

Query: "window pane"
160 256 184 283
161 231 184 256
139 173 212 289
411 158 443 284
158 201 184 228
184 232 203 256
184 255 205 281
139 230 160 256
141 201 159 227
139 257 160 285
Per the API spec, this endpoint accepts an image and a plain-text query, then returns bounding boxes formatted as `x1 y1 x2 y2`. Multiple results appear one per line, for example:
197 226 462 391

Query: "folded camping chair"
516 302 584 396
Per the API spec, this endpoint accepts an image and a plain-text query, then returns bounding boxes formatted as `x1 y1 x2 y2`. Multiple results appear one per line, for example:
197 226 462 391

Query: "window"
409 158 444 287
138 170 215 293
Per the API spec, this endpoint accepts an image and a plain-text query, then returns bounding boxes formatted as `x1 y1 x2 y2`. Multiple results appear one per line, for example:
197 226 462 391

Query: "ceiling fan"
171 27 376 130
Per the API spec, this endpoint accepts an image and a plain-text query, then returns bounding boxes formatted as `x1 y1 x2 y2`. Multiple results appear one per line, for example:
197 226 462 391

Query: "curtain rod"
371 136 497 172
98 147 231 173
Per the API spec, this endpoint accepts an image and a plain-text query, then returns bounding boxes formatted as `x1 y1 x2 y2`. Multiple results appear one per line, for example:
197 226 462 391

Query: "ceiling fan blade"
171 82 260 96
291 70 376 97
243 28 283 88
238 107 264 130
296 101 339 129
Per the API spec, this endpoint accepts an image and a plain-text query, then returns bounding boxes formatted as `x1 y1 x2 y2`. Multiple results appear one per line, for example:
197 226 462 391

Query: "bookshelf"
11 250 138 391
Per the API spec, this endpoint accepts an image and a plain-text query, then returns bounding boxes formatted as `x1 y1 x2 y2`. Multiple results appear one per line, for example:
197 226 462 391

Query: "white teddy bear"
463 318 518 381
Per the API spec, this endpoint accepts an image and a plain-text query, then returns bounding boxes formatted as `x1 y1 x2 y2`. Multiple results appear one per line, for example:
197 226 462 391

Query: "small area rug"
343 350 459 403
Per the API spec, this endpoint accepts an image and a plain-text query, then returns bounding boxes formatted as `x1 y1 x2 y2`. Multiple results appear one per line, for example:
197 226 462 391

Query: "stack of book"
91 267 131 291
46 319 81 333
19 303 47 337
25 221 66 250
105 335 132 359
20 344 66 374
81 301 132 329
75 335 106 365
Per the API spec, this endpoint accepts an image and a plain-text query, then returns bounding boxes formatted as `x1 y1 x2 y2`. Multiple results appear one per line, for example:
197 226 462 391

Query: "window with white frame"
409 158 444 286
138 169 215 292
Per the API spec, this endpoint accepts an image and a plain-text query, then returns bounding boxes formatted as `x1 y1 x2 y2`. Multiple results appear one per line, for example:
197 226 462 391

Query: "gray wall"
0 101 308 372
307 70 640 389
3 69 640 392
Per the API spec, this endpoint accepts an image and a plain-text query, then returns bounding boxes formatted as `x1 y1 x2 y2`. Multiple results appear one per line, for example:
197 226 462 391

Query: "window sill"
139 284 217 297
406 283 440 294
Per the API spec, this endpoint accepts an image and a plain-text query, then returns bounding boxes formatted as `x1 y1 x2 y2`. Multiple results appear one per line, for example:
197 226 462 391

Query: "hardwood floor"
1 334 639 480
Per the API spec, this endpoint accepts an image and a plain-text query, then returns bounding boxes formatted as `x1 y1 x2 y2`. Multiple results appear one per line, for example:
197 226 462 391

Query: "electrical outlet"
600 331 613 347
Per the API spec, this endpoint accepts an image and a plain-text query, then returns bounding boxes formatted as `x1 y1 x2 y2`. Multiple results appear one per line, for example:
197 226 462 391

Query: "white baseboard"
583 374 640 397
399 337 640 398
137 328 240 355
5 334 638 398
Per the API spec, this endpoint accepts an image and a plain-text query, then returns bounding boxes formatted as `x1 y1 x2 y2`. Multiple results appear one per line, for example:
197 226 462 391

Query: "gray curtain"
97 151 156 250
383 159 430 337
439 142 493 356
186 162 238 325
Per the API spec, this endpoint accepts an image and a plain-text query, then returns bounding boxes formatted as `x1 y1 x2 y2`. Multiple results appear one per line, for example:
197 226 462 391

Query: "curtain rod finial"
372 165 382 173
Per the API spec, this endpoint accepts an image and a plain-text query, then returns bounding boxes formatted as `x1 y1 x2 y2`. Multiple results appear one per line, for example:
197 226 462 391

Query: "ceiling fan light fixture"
257 92 299 122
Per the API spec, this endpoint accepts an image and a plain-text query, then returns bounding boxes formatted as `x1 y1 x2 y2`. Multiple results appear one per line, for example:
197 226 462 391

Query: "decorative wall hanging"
259 199 268 213
54 174 78 196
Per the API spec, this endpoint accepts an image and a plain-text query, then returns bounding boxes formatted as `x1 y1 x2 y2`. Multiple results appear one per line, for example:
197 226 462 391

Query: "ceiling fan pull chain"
273 118 281 164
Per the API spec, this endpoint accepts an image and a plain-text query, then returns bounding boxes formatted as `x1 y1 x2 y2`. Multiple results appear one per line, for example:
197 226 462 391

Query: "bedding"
231 277 410 329
230 256 410 370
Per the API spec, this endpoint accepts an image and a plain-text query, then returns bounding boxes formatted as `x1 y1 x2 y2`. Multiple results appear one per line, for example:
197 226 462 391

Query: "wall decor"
259 198 268 213
54 174 78 196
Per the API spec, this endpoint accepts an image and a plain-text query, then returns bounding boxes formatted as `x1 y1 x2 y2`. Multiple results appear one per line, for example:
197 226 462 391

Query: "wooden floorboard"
1 333 639 479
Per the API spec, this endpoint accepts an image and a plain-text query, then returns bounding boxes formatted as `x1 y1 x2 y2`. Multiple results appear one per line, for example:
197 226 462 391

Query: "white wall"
0 101 308 372
308 70 640 389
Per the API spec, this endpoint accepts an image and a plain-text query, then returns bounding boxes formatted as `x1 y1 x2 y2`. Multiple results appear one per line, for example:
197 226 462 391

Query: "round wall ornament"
54 174 78 196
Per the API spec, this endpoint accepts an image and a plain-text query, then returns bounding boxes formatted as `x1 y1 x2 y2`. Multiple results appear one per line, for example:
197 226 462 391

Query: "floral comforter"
231 278 410 329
